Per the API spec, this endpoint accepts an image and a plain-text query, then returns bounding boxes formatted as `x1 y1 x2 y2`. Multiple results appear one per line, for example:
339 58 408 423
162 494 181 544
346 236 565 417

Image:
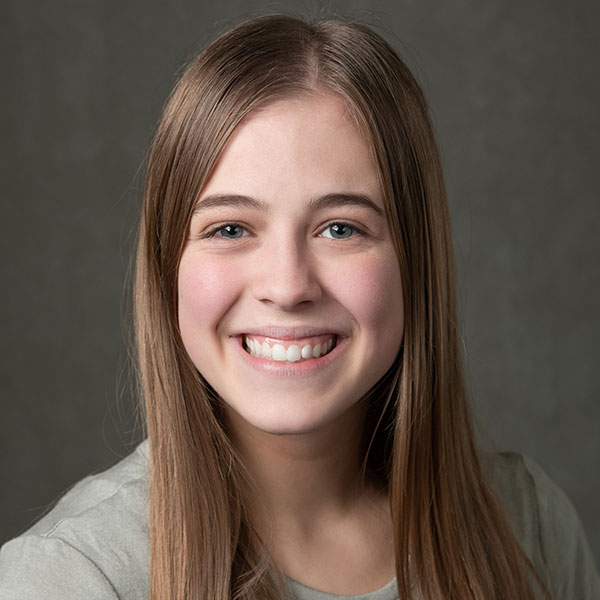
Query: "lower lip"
233 335 346 377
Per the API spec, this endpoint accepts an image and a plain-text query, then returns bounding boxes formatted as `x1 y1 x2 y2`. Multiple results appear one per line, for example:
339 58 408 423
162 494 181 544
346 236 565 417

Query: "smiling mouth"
243 334 337 363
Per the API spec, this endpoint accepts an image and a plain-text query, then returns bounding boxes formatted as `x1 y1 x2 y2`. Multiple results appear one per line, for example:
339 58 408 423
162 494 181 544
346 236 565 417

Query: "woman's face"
178 93 404 436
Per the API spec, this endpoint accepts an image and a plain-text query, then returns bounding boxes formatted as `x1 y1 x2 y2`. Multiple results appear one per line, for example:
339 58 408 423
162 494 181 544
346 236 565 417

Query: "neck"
224 401 375 534
223 400 395 593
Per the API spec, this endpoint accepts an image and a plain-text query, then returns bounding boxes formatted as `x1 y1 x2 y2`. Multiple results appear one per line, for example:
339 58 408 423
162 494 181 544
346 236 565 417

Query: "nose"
251 236 322 310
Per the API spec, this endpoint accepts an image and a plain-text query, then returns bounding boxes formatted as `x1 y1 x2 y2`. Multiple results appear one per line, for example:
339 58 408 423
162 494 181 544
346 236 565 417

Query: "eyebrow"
192 194 263 214
308 193 383 216
193 193 383 216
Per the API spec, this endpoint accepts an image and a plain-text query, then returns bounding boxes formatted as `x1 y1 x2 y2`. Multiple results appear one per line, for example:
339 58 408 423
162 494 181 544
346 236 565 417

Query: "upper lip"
233 325 346 340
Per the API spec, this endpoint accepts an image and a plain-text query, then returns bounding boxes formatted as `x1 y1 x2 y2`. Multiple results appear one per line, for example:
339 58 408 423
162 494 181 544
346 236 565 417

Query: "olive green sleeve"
0 535 120 599
521 455 600 600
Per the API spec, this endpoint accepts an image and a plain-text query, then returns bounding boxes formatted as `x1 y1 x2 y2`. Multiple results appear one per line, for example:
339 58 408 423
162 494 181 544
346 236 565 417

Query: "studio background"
2 0 598 565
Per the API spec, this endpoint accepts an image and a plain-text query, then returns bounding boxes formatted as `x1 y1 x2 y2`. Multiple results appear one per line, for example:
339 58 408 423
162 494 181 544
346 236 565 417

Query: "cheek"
329 252 403 333
177 252 241 332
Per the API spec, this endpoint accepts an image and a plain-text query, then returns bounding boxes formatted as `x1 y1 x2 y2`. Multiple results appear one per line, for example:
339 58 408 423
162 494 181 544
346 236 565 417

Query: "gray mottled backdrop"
2 0 598 565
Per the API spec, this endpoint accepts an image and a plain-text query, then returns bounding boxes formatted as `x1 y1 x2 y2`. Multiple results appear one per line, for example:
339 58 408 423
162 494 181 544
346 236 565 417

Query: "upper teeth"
244 336 334 362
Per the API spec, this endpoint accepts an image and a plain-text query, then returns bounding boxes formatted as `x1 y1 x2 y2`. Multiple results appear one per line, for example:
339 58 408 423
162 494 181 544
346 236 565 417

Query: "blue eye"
220 224 245 238
207 224 247 239
321 223 357 239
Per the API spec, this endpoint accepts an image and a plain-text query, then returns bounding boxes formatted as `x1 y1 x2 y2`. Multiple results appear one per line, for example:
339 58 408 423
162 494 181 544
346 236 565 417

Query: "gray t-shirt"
0 440 598 599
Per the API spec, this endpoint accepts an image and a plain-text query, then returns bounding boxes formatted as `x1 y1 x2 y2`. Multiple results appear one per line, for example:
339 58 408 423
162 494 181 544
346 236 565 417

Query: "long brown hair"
135 14 549 599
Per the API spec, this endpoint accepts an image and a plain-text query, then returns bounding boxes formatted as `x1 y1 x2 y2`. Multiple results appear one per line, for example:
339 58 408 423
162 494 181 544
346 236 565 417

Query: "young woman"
1 14 598 600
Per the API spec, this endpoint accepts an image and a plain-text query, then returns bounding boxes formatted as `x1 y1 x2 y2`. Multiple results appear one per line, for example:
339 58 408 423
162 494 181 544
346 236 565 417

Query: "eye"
320 222 361 240
204 223 249 239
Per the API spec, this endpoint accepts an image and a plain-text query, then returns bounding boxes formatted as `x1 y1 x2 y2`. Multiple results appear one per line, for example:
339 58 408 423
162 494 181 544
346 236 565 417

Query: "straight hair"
134 14 550 599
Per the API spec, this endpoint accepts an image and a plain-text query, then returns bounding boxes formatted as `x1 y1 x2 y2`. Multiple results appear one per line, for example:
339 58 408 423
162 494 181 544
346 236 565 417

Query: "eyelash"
201 221 365 241
319 222 365 240
202 223 250 239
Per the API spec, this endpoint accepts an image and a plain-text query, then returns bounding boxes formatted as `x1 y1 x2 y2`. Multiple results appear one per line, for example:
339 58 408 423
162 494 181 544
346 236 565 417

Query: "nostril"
253 278 323 309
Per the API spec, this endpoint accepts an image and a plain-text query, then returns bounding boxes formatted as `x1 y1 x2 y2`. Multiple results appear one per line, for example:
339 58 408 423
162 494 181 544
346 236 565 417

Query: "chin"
224 401 349 438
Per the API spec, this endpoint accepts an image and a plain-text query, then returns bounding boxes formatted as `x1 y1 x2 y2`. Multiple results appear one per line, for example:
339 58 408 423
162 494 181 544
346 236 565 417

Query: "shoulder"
483 451 600 599
0 440 150 600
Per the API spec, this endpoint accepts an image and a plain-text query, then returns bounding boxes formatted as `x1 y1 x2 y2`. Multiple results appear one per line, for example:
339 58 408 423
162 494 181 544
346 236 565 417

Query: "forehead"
199 93 382 205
